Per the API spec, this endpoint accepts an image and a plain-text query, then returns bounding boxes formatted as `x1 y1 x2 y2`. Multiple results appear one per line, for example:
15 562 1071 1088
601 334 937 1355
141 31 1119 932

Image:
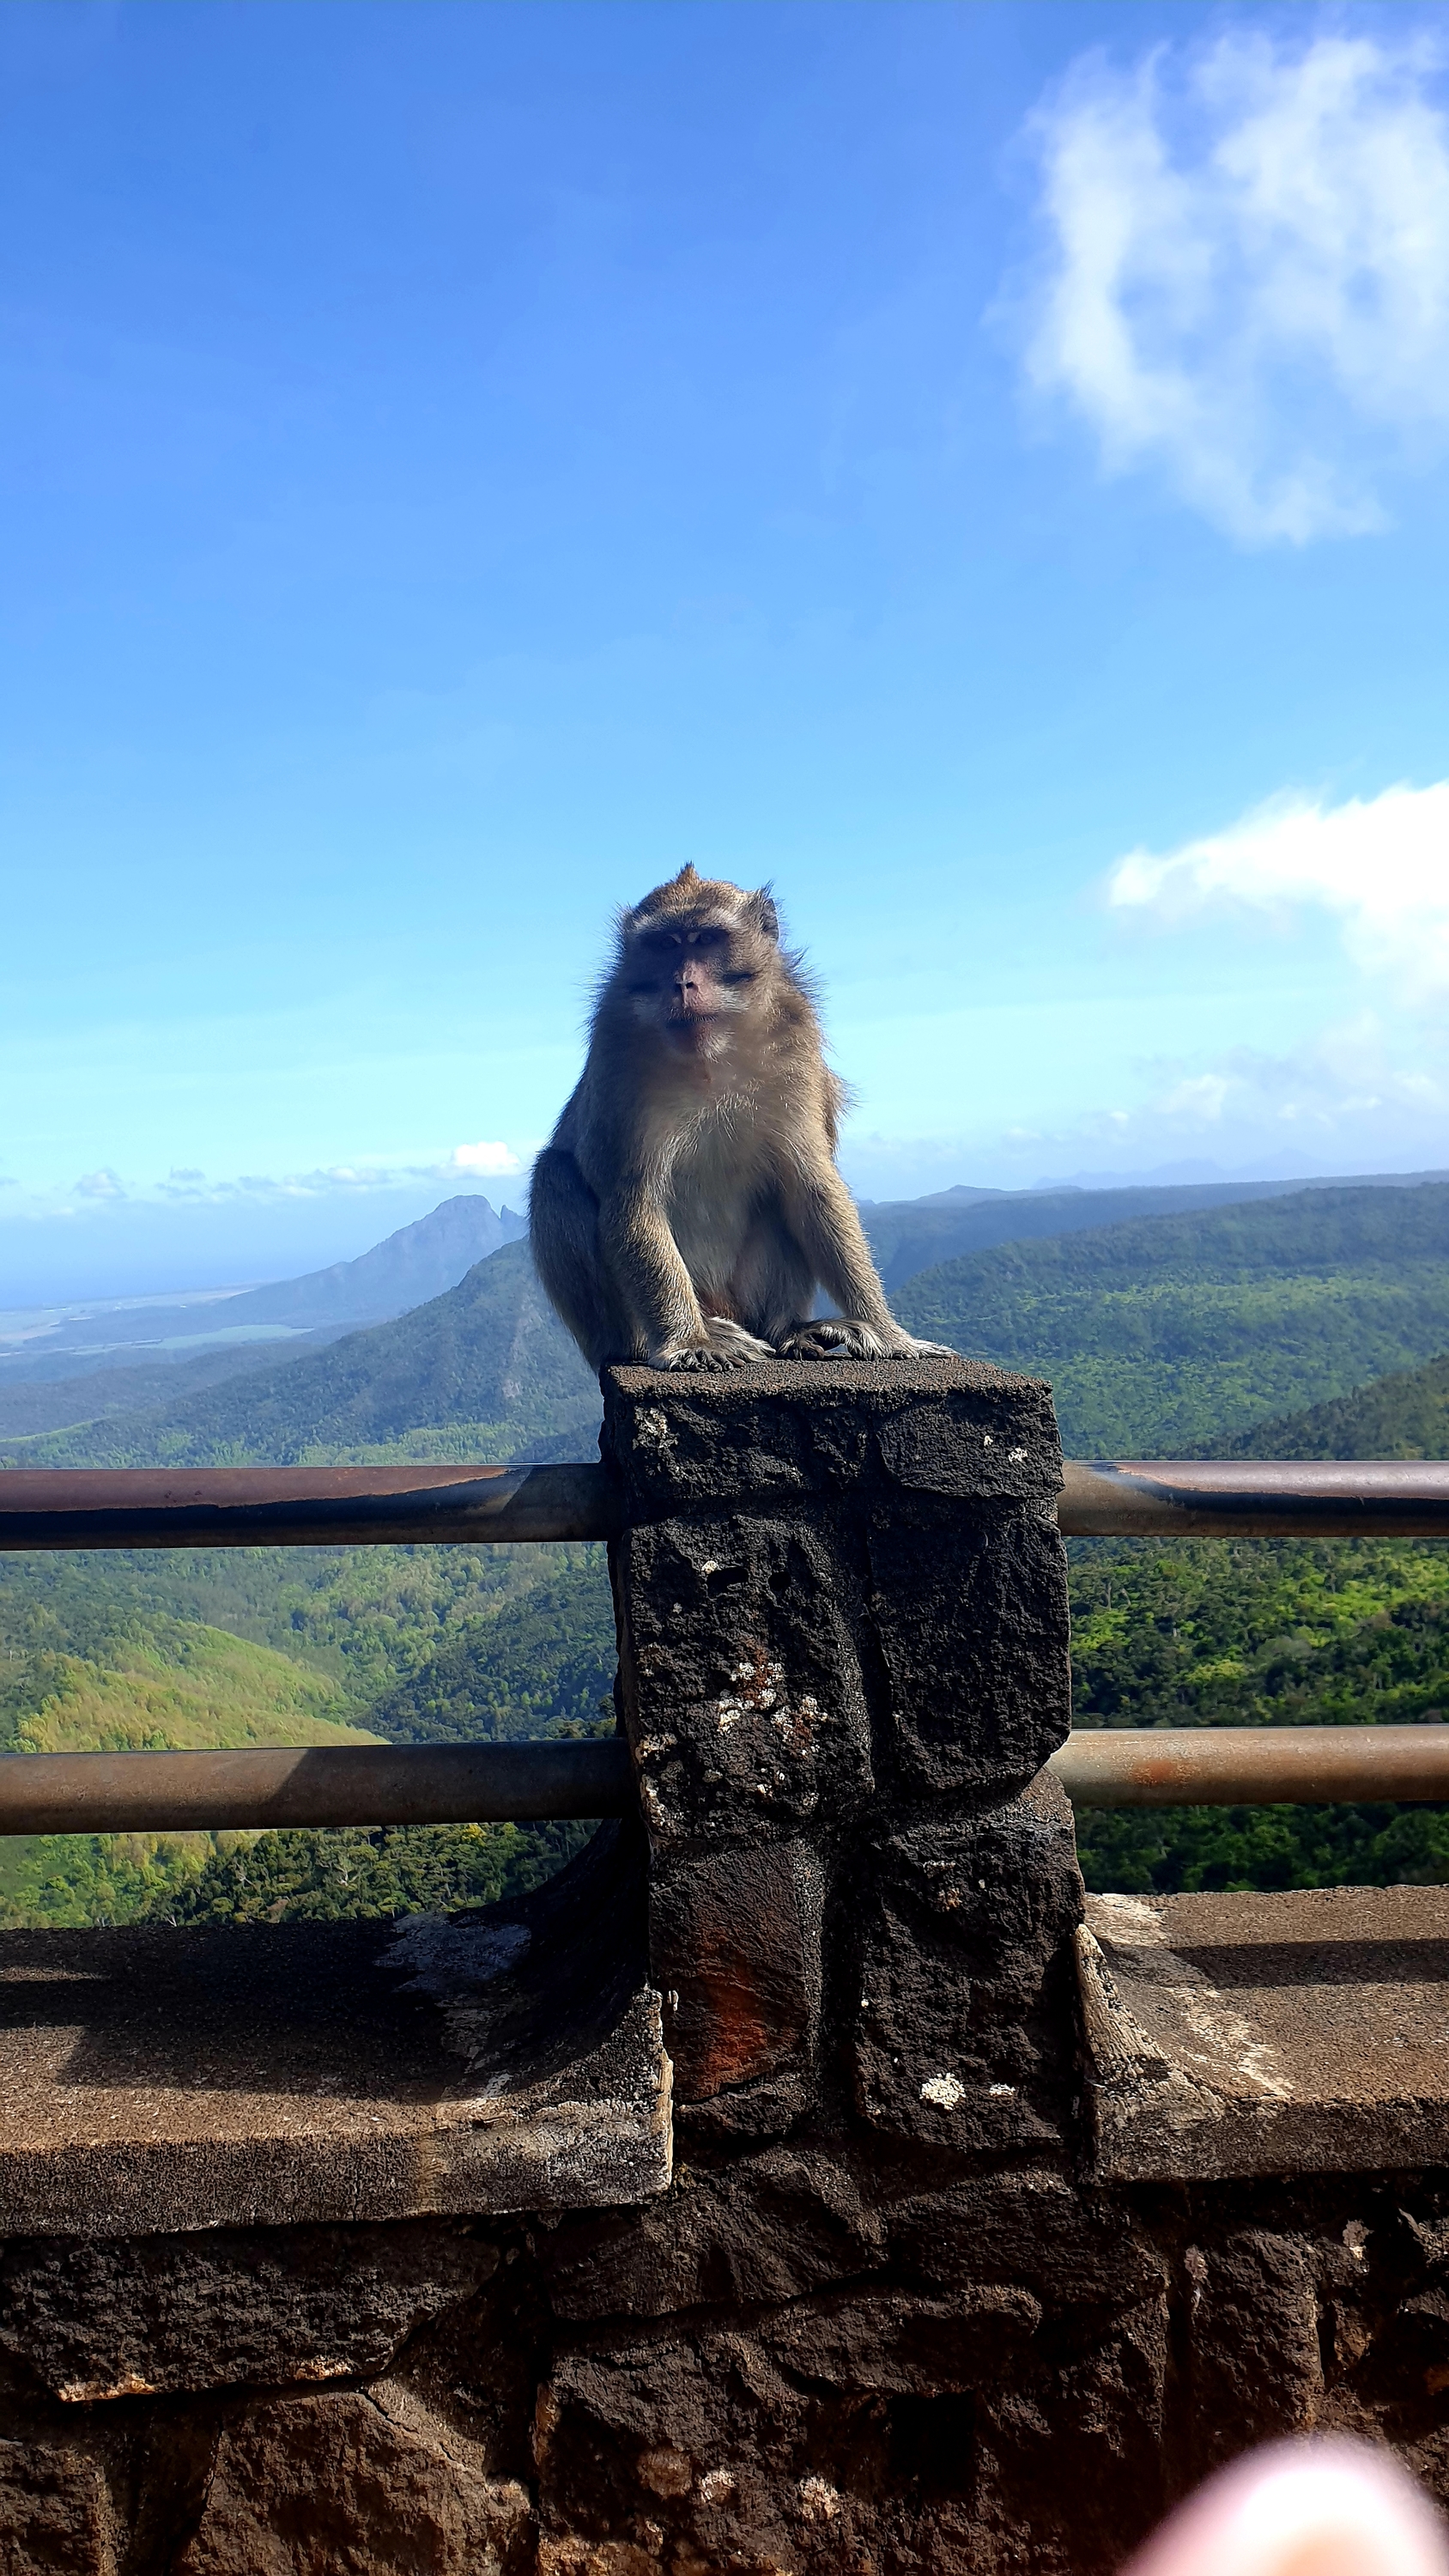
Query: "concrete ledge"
1080 1884 1449 2180
0 1822 670 2235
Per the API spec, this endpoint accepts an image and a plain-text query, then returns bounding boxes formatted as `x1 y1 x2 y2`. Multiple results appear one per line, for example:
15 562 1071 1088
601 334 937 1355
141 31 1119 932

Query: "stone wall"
2 1360 1448 2575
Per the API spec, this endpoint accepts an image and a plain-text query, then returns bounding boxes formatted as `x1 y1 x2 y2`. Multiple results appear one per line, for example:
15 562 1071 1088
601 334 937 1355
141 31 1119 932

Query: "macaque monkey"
530 866 951 1372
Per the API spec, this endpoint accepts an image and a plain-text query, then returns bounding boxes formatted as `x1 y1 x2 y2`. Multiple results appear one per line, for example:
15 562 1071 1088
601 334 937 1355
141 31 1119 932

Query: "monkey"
529 865 953 1372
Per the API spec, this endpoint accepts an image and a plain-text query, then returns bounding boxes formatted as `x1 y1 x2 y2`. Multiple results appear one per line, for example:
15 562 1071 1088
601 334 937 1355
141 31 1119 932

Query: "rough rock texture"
173 2385 532 2576
3 1365 1449 2572
0 2223 498 2403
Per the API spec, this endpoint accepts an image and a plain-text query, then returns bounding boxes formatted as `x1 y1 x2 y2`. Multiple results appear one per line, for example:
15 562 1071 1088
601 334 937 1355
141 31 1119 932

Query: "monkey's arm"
773 1157 953 1361
529 1147 635 1372
600 1186 773 1370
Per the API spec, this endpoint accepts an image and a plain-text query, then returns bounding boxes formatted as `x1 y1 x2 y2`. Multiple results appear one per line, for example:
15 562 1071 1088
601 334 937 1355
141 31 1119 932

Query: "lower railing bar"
3 1460 1448 1551
1057 1459 1449 1538
0 1741 634 1837
2 1728 1447 1836
1050 1723 1449 1807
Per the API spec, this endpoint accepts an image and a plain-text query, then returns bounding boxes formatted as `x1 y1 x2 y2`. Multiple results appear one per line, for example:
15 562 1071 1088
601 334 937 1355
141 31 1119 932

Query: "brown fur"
529 866 948 1371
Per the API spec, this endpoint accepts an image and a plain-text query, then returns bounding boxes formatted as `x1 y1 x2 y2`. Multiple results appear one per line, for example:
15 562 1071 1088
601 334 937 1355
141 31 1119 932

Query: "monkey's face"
621 906 774 1057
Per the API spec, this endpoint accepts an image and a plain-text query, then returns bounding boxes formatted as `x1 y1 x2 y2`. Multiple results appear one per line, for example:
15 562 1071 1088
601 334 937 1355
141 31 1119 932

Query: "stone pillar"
601 1355 1082 2157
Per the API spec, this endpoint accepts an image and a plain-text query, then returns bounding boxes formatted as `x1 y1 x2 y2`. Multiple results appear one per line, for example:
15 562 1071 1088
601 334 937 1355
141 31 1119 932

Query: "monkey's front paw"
655 1319 774 1370
777 1319 887 1361
778 1321 957 1362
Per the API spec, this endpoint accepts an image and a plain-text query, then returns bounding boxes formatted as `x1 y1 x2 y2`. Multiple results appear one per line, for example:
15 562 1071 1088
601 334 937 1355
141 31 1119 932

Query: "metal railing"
1051 1723 1449 1807
0 1458 1444 1827
0 1457 1446 1552
0 1741 634 1838
3 1724 1445 1838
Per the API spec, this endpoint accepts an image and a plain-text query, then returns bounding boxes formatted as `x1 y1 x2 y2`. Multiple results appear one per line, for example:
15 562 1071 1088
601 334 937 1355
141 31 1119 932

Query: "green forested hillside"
3 1626 379 1757
2 1239 599 1470
0 1540 614 1739
1069 1327 1449 1895
1220 1351 1449 1460
135 1819 592 1926
1070 1534 1449 1896
366 1562 616 1743
0 1605 385 1928
859 1173 1361 1291
0 1538 617 1927
15 1179 1449 1474
893 1182 1449 1454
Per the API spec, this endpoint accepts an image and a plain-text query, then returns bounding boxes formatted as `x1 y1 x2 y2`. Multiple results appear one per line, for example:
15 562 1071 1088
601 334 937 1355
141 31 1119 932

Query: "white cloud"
1019 27 1449 540
841 1007 1449 1199
1156 1072 1233 1123
1139 1015 1449 1139
452 1140 523 1177
994 1014 1449 1182
1106 779 1449 995
0 1144 533 1224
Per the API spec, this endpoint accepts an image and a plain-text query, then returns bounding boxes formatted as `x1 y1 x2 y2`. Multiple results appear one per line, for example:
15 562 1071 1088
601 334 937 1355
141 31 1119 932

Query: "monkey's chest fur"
652 1090 792 1321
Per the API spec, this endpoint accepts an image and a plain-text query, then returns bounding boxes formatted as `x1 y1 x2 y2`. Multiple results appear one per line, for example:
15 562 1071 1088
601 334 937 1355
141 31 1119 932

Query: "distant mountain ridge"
9 1238 597 1468
209 1193 526 1328
0 1193 525 1382
860 1167 1449 1291
0 1194 529 1440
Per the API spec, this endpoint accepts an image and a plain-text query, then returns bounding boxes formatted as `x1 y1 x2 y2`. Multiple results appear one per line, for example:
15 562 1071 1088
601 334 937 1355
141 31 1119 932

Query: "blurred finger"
1121 2438 1449 2576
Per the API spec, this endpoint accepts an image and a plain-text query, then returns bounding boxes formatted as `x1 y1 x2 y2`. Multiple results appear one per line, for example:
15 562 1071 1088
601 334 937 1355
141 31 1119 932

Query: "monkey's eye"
688 927 725 947
637 929 682 954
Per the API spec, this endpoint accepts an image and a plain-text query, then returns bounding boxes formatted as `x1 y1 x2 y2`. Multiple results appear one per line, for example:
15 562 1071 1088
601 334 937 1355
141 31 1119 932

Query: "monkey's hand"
655 1316 776 1370
776 1320 957 1362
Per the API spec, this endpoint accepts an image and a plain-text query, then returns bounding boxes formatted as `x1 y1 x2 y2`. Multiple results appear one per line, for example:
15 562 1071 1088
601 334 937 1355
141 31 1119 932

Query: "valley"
2 1170 1446 1923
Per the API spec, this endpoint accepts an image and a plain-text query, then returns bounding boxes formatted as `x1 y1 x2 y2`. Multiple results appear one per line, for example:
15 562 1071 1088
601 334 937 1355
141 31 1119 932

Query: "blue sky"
4 0 1449 1299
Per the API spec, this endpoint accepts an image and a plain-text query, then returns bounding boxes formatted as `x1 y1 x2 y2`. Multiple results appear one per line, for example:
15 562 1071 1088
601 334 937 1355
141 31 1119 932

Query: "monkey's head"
615 865 784 1056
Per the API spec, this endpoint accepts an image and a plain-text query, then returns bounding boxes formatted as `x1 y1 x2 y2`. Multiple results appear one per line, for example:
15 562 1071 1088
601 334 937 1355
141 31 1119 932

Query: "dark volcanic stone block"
540 2145 886 2322
173 2384 531 2576
1185 2231 1323 2467
0 2222 496 2403
536 2329 808 2571
867 1504 1071 1794
0 2435 117 2576
888 2171 1168 2309
615 1514 872 1844
652 1841 824 2105
850 1772 1083 2153
756 2285 1041 2394
601 1358 1064 1516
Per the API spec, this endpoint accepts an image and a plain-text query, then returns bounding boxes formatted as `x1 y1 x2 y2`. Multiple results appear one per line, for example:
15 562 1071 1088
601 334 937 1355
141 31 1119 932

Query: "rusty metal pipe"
1050 1723 1449 1807
2 1727 1443 1837
0 1741 634 1837
0 1462 619 1552
1057 1459 1449 1539
3 1460 1448 1551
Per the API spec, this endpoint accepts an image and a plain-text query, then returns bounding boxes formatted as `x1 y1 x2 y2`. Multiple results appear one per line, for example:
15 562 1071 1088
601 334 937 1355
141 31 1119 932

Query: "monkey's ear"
751 887 779 941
